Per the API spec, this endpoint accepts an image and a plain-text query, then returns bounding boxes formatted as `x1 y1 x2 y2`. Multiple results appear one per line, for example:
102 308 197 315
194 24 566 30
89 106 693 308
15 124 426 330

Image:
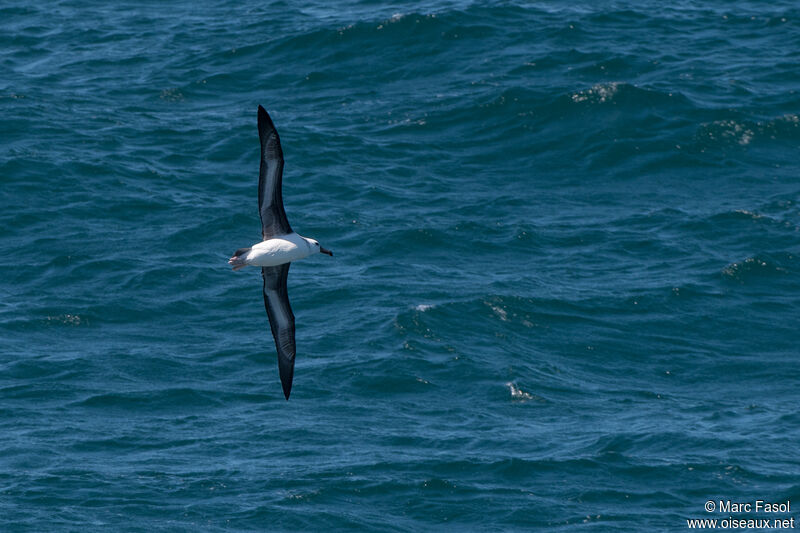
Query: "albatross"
228 105 333 400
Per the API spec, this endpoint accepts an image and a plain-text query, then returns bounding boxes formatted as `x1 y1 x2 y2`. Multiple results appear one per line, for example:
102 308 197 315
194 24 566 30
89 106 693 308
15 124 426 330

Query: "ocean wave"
73 388 224 410
721 253 797 283
695 114 800 149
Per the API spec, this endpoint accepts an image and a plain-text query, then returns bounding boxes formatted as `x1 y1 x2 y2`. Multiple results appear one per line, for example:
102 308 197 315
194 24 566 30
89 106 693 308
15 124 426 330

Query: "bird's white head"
304 237 333 257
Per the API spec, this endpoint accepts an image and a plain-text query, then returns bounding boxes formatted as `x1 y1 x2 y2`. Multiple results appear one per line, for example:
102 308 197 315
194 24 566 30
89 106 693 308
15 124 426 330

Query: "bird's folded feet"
228 256 247 271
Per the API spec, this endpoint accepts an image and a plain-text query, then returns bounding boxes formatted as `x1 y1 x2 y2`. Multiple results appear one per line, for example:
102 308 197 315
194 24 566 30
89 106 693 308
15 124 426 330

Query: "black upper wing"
257 105 292 239
262 264 296 400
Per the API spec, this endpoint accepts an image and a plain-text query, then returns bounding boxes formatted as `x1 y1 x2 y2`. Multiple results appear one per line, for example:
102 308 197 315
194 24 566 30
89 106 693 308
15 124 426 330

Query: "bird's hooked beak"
320 247 333 256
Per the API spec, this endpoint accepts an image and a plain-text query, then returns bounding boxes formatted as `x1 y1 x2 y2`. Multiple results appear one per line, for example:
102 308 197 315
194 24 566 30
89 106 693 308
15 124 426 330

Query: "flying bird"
229 106 333 400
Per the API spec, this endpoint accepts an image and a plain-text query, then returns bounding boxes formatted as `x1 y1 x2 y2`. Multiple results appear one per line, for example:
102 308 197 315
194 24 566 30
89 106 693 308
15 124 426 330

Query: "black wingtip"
278 356 294 400
281 375 293 400
257 105 276 141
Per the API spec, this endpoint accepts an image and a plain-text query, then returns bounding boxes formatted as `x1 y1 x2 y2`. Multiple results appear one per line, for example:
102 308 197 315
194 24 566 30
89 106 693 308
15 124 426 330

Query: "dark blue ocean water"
2 1 800 530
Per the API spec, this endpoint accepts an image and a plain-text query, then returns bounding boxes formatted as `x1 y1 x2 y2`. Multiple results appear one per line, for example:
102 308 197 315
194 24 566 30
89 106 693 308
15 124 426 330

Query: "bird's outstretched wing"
257 105 292 239
262 264 296 399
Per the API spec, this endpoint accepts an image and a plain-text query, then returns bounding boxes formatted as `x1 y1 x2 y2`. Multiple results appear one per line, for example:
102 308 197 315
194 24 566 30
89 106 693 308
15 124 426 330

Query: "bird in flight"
229 106 333 400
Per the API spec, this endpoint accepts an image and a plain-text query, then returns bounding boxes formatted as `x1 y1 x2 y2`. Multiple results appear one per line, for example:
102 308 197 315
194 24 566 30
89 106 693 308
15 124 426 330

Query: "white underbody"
244 233 315 267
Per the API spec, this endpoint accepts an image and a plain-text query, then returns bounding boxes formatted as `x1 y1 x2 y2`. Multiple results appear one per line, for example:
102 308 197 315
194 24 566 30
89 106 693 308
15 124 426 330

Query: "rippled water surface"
2 1 800 530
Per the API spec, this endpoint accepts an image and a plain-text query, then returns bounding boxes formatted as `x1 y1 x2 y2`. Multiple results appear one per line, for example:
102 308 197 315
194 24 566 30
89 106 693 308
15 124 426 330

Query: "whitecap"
490 305 508 321
506 382 533 401
46 314 86 326
571 82 620 104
